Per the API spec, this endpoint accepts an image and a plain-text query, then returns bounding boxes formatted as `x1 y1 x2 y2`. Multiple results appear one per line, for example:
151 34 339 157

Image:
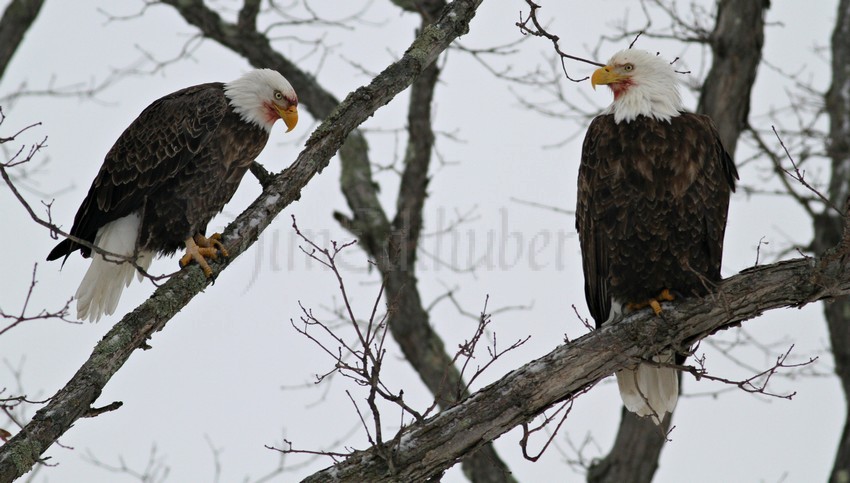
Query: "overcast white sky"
0 1 842 481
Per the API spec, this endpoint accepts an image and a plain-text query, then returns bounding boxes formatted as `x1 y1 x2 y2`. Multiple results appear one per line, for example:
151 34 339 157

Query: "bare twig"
0 264 77 336
0 113 173 283
680 344 816 400
510 196 574 216
453 296 530 399
82 401 124 418
269 440 349 461
82 445 170 483
772 125 839 215
516 0 605 83
286 216 423 464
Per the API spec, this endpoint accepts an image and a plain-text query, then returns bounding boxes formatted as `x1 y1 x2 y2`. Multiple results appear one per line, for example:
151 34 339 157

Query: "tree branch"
697 0 768 156
0 0 45 80
237 0 261 32
516 0 605 82
301 245 850 482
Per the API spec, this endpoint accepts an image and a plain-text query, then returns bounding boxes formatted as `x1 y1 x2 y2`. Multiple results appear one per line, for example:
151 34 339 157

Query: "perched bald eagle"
576 50 737 423
47 69 299 322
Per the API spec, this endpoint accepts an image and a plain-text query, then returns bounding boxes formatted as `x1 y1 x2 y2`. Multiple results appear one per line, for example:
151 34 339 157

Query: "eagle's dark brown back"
47 83 269 261
576 112 737 327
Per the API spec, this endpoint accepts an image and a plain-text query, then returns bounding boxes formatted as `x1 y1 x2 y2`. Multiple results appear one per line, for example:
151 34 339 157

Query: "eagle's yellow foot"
196 233 229 258
627 289 676 316
179 233 228 277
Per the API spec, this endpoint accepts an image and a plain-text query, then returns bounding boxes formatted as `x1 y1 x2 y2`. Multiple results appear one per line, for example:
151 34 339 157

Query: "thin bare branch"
516 0 604 83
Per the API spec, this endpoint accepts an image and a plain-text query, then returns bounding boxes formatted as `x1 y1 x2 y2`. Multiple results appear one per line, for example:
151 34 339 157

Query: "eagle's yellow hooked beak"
591 66 627 90
275 104 299 132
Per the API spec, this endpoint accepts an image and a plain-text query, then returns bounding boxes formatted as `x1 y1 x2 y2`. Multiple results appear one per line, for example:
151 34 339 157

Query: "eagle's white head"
591 49 683 124
225 68 299 132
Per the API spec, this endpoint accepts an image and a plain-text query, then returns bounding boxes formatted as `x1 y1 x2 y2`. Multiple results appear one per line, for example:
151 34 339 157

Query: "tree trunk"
586 408 668 483
822 1 850 481
589 1 768 481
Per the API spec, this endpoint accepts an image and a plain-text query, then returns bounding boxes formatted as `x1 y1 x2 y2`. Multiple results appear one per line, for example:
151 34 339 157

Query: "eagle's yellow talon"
180 233 228 277
628 289 675 316
649 299 663 316
204 233 229 258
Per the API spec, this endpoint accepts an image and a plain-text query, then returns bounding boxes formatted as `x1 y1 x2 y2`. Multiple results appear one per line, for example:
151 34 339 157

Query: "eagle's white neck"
225 78 271 131
605 83 683 124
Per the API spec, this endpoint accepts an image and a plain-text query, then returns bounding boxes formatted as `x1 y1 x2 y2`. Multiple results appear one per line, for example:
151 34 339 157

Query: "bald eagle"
47 69 299 322
576 50 737 423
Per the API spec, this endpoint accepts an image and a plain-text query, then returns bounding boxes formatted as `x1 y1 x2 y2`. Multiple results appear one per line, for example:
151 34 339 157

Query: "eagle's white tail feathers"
615 350 678 425
75 213 153 322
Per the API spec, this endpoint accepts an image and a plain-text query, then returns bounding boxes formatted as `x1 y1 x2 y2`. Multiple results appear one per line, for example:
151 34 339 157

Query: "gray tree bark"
588 1 768 482
823 2 850 482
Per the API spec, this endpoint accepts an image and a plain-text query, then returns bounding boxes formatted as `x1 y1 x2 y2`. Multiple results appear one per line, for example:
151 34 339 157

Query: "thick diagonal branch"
302 247 850 482
0 2 482 480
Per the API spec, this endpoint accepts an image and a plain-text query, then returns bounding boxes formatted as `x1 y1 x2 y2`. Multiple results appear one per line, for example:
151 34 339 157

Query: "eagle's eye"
623 63 634 72
274 91 283 100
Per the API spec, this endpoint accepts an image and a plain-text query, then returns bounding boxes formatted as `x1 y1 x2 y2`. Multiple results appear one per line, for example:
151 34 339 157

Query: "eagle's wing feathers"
691 114 737 275
576 116 613 327
576 114 735 329
47 84 228 260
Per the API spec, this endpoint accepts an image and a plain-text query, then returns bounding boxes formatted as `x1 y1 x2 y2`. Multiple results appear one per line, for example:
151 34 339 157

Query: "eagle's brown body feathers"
577 113 737 326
